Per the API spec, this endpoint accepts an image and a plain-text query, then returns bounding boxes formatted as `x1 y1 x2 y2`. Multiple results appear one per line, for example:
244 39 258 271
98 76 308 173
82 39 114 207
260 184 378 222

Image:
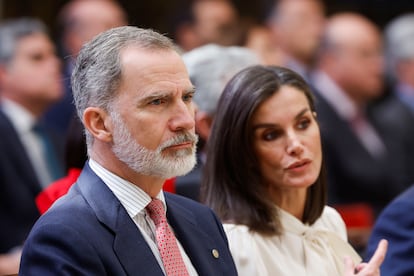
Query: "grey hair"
384 13 414 81
71 26 178 147
182 44 260 115
0 17 47 65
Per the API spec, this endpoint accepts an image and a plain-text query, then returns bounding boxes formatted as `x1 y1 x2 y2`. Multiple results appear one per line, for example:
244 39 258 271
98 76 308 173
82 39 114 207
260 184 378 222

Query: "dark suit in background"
310 12 414 218
313 92 410 215
0 110 64 253
0 19 65 276
370 93 414 188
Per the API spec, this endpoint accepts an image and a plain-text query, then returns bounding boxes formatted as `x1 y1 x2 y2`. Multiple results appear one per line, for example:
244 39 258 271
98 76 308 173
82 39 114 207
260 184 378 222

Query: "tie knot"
146 198 165 225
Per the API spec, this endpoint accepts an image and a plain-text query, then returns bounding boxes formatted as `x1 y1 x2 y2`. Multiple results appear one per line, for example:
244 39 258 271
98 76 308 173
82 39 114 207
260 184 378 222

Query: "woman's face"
252 85 322 193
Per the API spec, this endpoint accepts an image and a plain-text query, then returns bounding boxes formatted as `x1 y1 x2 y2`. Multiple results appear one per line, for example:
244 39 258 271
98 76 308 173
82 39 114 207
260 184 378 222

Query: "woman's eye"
297 118 311 130
262 130 281 141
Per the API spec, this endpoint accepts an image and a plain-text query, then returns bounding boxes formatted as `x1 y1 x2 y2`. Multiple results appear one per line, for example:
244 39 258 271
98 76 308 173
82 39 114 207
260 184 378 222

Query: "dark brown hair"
201 65 327 235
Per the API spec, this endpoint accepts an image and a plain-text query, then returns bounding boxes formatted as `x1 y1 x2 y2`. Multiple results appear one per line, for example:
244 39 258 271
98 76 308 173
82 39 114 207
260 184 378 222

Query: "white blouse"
224 206 361 276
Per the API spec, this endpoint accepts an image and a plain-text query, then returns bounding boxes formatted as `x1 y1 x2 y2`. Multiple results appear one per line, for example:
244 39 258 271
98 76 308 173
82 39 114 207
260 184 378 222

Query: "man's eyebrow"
138 92 169 103
185 86 196 94
138 86 196 103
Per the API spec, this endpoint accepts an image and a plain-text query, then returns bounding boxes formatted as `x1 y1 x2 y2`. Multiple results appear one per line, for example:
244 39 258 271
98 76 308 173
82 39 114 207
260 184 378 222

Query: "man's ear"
83 107 113 142
195 111 213 141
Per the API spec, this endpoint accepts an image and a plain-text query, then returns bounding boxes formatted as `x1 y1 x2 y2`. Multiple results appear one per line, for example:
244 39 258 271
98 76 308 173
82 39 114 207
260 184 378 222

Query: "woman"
202 65 387 275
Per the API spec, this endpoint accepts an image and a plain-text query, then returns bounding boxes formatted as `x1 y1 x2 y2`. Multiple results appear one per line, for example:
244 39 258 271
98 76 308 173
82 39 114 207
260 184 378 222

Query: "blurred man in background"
312 12 413 254
267 0 325 80
171 0 243 52
0 17 64 274
43 0 127 135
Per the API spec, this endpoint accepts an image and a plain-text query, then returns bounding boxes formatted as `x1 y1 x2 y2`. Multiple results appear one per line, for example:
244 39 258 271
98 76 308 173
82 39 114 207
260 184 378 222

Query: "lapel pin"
212 249 219 259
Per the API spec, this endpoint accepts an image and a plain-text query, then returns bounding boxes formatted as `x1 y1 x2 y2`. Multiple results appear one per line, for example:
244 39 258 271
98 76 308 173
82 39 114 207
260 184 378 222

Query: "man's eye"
150 99 163 105
30 53 45 62
183 93 194 102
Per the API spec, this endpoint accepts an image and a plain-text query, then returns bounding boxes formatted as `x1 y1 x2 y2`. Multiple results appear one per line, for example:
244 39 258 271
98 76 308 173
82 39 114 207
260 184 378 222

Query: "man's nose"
169 101 195 132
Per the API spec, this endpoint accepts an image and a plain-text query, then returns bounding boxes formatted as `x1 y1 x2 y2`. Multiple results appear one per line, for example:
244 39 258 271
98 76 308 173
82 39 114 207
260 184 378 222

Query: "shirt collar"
1 98 36 134
88 158 166 218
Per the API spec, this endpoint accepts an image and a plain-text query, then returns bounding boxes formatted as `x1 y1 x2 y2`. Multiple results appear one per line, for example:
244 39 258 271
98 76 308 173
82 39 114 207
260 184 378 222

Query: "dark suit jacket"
0 110 64 253
370 93 414 187
19 164 238 275
365 184 414 275
313 92 408 215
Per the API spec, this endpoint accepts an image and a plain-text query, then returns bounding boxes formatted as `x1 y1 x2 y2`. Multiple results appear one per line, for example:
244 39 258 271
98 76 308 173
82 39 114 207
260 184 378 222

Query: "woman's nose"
286 132 304 156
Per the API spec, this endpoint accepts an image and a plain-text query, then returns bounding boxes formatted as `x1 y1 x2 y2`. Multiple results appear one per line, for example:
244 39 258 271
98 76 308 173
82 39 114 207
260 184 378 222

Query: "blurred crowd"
1 0 414 274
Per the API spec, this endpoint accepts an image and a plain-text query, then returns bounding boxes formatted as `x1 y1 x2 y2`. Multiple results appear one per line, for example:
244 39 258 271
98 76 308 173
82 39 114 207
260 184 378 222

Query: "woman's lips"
286 159 311 171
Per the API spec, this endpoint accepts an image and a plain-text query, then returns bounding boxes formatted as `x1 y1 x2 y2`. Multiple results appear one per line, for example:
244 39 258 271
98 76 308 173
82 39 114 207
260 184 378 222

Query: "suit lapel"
166 195 219 274
76 164 164 275
112 205 164 275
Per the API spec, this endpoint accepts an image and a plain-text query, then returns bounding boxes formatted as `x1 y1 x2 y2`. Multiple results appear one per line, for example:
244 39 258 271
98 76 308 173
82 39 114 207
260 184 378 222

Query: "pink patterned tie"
146 198 190 276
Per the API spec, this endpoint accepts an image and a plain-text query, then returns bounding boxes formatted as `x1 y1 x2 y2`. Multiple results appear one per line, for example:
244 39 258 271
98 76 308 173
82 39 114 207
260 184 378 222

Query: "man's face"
193 0 240 46
3 33 62 109
65 0 127 56
331 19 385 102
110 48 198 178
272 0 325 64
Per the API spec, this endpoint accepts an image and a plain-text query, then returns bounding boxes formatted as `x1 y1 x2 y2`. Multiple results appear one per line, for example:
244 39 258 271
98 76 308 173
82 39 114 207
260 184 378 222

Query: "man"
20 26 238 275
371 13 414 186
383 13 414 112
43 0 127 134
0 17 64 257
266 0 325 80
371 13 414 185
364 16 414 271
312 12 412 252
171 0 242 52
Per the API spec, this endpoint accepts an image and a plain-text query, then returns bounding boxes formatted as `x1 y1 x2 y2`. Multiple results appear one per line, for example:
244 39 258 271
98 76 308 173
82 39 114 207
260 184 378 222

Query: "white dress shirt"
89 159 198 276
224 206 361 276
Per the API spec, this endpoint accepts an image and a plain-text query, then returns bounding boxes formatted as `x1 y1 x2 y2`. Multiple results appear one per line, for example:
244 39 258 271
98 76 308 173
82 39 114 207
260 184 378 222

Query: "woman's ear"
83 107 113 142
312 111 317 118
